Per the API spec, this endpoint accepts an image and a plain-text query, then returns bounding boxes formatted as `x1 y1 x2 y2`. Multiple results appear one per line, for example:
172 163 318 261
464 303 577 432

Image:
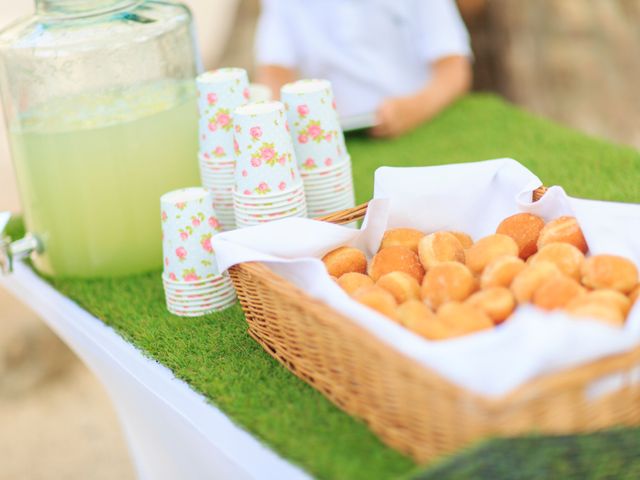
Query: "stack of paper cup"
232 101 307 227
281 79 355 218
161 187 236 316
197 68 250 230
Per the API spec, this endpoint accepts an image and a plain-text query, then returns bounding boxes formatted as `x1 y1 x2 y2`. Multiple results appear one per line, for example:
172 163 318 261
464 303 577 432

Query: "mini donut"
351 286 398 320
537 216 588 253
581 289 632 317
322 246 367 278
379 228 425 254
437 302 494 338
376 271 421 304
420 261 476 310
337 272 374 295
464 234 519 274
369 246 425 283
528 243 584 281
581 254 638 294
496 212 546 259
448 231 474 249
511 261 562 303
532 275 586 311
466 287 516 324
480 256 526 289
397 300 438 338
417 232 465 271
565 298 625 327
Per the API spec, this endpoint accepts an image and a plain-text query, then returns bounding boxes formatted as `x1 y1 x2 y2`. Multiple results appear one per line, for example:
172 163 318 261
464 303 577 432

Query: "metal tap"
0 212 42 275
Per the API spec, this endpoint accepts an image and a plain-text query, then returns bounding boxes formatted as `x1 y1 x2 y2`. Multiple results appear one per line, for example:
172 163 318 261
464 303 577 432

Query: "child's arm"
256 65 298 100
371 55 472 138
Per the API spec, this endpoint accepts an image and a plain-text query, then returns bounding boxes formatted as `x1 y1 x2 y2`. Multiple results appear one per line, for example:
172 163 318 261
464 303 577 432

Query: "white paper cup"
198 68 250 159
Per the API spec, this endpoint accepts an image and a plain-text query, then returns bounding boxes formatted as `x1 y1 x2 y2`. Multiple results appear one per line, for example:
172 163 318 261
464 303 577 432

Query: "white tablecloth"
1 262 311 480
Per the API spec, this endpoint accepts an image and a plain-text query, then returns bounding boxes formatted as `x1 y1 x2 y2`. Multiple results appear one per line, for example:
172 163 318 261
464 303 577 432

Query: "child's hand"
370 96 424 138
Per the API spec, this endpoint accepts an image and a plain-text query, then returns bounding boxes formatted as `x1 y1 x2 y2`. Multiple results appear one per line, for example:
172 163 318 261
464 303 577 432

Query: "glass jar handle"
0 212 41 275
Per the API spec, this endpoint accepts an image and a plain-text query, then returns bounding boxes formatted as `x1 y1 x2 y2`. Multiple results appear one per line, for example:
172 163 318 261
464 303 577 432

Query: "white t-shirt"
255 0 472 117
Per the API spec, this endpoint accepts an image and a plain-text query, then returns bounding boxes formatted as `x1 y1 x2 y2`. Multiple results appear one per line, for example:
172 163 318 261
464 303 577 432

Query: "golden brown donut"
351 285 398 320
420 261 476 310
448 231 474 249
581 289 632 317
379 228 425 254
464 234 519 275
532 275 586 311
528 243 584 281
511 261 562 303
466 287 516 324
565 298 625 327
496 212 546 259
581 254 638 294
437 302 494 338
322 246 367 278
376 271 421 304
480 256 526 289
417 232 465 271
537 216 588 253
369 246 425 283
337 272 374 295
397 300 438 337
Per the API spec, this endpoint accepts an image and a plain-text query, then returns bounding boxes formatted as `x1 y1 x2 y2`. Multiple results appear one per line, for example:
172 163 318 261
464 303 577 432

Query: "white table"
1 261 311 480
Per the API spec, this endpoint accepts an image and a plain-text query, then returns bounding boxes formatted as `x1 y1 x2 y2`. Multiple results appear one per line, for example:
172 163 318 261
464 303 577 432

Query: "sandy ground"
0 288 135 480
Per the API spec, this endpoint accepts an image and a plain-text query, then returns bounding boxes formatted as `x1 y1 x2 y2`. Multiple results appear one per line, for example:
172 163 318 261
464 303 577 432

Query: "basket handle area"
319 186 548 224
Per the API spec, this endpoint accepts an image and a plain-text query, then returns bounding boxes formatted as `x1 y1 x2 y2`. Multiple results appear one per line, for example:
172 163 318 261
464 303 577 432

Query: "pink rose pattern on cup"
197 69 249 160
282 82 348 171
233 102 303 196
161 189 224 281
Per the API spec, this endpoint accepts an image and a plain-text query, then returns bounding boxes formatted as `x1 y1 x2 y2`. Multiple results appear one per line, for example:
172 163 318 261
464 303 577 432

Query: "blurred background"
1 0 638 478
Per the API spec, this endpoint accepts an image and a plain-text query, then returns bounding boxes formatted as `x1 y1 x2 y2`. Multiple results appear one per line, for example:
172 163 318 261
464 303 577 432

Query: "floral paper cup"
197 68 250 159
233 101 304 196
281 79 348 170
161 187 223 282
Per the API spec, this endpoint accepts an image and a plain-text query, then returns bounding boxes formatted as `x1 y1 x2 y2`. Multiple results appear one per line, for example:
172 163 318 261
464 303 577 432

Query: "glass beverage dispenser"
0 0 200 277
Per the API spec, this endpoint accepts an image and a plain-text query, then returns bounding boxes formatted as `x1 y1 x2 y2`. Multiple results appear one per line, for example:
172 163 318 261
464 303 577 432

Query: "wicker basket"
229 186 640 463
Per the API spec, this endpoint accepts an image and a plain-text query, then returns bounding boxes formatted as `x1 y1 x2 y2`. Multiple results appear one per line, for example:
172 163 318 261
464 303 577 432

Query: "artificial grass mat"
21 94 640 479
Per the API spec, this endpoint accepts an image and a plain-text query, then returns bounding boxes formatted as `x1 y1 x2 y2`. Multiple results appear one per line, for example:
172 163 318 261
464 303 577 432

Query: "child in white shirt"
255 0 473 137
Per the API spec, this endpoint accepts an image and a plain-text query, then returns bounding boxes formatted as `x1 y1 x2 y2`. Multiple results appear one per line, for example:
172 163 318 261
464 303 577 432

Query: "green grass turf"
15 94 640 479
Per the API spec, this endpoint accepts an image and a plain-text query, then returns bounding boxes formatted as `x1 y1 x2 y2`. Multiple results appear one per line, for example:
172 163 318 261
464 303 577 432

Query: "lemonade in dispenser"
0 0 200 277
